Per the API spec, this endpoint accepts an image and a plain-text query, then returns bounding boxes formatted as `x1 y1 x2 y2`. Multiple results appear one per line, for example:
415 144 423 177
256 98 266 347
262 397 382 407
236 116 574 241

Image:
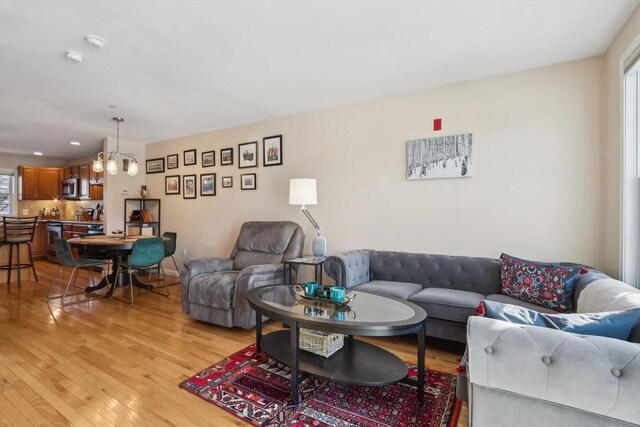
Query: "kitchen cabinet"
32 222 47 259
18 166 62 200
89 184 103 200
79 165 90 198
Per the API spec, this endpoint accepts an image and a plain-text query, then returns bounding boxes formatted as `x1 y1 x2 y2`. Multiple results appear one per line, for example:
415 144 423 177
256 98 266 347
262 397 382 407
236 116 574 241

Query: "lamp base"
312 235 327 257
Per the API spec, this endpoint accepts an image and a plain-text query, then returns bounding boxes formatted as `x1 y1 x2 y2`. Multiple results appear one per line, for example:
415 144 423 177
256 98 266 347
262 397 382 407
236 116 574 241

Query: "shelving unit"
124 198 161 236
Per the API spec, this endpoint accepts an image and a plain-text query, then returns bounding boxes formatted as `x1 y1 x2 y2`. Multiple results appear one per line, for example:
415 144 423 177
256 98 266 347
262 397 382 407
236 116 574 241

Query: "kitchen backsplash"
18 199 104 220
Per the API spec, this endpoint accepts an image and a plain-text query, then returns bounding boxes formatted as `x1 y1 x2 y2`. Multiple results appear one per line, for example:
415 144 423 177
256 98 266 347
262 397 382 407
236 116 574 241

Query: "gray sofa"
324 250 624 342
181 221 304 329
466 277 640 426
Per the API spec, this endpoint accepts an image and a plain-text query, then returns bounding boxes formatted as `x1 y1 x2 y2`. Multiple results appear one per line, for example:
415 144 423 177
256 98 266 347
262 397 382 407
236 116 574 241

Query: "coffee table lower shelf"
262 330 409 386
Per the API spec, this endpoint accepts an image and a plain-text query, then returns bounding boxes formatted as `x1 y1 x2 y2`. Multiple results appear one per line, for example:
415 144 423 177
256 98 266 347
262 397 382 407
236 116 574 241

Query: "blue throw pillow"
481 299 640 340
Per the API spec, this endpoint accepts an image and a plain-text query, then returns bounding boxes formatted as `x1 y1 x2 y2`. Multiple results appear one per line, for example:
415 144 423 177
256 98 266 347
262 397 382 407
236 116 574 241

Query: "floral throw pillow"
500 253 581 313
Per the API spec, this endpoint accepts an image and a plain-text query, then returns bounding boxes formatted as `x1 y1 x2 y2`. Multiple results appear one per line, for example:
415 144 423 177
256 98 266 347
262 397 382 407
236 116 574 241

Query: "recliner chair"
180 221 304 328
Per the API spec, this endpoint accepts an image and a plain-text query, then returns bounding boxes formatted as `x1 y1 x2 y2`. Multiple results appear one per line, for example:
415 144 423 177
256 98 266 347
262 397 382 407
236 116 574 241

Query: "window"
622 56 639 288
0 172 15 215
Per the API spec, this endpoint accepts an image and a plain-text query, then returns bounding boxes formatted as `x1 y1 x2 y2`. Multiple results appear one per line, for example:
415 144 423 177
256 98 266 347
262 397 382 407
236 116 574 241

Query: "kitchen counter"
37 219 103 225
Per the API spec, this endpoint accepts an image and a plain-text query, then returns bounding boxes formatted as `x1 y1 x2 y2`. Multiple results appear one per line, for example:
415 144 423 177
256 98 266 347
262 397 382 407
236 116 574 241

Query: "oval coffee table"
247 285 427 406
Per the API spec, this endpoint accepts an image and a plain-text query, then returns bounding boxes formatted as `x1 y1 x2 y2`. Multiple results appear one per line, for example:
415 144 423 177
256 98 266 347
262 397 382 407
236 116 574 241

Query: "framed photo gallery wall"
158 135 282 195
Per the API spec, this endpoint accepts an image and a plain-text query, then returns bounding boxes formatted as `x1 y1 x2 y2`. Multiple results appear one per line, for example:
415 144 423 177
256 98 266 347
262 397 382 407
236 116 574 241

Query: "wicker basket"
299 329 344 358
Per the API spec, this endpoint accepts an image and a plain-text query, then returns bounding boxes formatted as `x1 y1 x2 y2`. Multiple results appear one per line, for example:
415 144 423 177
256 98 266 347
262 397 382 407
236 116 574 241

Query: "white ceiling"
0 0 637 160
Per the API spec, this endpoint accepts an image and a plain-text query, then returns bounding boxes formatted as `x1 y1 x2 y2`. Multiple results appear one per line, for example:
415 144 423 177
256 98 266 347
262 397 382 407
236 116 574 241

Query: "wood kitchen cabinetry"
79 165 90 198
32 222 47 259
18 166 63 200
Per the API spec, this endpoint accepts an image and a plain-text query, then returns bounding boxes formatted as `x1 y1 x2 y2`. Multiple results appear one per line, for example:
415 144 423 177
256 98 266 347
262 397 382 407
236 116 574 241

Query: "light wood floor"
0 261 468 426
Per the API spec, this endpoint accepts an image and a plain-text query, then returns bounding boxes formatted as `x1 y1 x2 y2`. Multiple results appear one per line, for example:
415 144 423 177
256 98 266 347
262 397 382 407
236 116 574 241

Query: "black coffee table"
246 285 428 406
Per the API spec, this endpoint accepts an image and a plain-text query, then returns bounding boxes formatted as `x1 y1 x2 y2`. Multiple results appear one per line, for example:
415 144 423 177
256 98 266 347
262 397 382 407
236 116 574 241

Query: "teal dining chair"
114 237 168 304
47 238 106 306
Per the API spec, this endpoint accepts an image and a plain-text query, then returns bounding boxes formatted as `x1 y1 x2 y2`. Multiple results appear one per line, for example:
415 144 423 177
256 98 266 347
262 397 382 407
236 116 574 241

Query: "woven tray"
299 329 344 358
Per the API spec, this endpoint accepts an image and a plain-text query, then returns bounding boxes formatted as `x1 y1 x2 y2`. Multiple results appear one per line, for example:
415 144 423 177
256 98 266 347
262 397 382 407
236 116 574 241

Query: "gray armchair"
181 221 304 328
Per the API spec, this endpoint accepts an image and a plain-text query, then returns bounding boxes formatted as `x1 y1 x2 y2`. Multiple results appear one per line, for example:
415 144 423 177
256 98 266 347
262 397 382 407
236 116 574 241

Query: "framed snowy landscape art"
407 133 473 180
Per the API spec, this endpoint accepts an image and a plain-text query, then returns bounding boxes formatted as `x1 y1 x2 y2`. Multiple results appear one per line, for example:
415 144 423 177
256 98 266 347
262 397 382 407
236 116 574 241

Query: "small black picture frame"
165 175 180 195
263 135 282 166
184 149 197 166
200 173 216 196
238 141 258 169
146 158 165 174
167 154 179 169
220 148 234 165
240 173 256 190
202 151 215 167
183 174 197 199
221 176 233 188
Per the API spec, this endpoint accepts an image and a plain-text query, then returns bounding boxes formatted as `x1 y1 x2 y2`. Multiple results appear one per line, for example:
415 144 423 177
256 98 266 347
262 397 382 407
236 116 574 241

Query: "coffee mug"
330 286 346 302
304 281 318 297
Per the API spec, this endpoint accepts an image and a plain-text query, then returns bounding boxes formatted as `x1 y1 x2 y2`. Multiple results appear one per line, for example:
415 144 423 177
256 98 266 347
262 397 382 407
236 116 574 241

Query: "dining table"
67 235 164 298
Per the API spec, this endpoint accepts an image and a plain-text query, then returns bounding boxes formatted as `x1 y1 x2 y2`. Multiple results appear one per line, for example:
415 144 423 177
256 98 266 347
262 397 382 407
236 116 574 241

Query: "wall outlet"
182 247 188 257
22 208 29 215
121 188 130 195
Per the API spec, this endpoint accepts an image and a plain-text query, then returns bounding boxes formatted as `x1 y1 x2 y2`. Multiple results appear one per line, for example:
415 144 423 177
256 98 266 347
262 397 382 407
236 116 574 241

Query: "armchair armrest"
467 317 640 425
233 263 287 329
180 257 234 314
184 257 233 278
325 249 372 288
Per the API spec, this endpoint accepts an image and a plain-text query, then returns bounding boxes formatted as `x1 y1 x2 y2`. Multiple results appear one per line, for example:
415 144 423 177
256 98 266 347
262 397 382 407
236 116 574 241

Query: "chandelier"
92 117 139 176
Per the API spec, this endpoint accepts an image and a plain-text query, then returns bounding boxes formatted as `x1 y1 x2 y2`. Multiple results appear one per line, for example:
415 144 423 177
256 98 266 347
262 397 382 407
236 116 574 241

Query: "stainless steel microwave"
61 178 79 198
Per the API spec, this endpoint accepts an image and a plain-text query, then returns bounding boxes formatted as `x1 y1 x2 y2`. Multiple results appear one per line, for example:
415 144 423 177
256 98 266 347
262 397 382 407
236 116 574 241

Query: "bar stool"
0 216 39 287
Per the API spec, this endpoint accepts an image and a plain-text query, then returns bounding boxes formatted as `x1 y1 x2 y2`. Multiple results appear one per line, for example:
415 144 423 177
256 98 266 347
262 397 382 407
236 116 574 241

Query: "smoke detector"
85 35 105 48
65 50 84 63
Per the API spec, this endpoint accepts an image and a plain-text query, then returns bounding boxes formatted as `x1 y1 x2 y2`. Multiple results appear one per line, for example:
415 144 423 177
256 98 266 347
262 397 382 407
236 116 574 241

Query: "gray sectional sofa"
326 249 640 425
324 249 629 342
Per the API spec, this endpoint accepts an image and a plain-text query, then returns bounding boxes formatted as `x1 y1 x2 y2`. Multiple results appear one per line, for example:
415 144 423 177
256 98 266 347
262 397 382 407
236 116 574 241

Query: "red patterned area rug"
179 345 461 427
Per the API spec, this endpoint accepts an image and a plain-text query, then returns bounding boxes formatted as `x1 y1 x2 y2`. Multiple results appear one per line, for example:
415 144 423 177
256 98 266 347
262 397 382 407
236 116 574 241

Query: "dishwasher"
46 222 63 263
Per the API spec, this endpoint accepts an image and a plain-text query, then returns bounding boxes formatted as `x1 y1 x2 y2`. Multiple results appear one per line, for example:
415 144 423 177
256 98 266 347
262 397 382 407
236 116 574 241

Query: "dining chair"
114 237 168 304
162 232 180 276
147 232 180 285
78 232 111 274
0 216 39 287
47 238 105 306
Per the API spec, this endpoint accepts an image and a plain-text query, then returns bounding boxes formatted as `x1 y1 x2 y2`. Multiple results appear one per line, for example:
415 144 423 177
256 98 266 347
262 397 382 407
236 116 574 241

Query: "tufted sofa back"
369 251 501 295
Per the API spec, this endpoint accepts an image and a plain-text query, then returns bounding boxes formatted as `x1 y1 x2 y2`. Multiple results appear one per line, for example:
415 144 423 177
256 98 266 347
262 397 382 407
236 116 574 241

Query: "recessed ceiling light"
85 35 105 48
65 50 84 63
34 151 43 156
70 141 81 146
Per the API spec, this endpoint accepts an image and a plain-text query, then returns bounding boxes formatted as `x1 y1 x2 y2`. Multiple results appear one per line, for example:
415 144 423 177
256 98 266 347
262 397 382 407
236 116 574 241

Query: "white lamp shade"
289 179 317 205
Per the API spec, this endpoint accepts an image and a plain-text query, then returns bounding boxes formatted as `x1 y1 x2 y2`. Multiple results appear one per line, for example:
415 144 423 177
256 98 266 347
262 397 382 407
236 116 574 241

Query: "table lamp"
289 178 326 257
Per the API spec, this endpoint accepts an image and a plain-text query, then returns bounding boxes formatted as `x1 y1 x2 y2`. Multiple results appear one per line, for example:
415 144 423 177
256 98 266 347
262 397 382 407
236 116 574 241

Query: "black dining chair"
0 216 39 287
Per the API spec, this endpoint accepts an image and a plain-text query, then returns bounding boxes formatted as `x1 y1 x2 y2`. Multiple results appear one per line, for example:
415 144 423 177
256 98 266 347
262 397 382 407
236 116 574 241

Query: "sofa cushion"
500 253 580 313
353 280 422 300
189 271 239 309
409 288 484 322
481 299 640 340
369 251 501 296
485 294 558 314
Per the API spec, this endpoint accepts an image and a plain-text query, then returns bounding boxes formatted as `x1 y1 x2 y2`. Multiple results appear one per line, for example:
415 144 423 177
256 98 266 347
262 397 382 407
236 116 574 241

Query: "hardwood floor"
0 261 468 426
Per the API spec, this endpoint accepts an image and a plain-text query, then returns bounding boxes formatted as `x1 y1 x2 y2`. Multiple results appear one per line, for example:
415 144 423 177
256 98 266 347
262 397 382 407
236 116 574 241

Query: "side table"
283 256 326 284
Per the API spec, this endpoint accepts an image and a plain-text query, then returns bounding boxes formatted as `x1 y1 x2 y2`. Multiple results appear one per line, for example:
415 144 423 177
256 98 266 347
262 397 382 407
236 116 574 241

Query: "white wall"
146 57 607 274
0 153 66 169
103 137 146 233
